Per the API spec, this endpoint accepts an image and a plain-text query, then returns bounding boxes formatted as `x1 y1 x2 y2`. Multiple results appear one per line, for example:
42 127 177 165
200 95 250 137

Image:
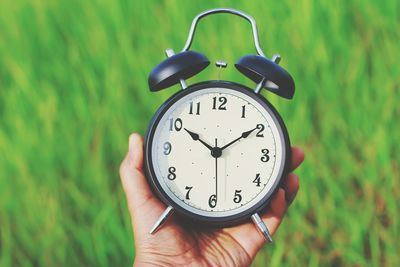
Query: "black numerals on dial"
189 102 200 115
163 142 172 155
212 96 227 110
167 166 176 180
241 105 246 118
256 124 265 137
233 190 242 203
208 194 217 208
169 118 183 131
253 173 261 187
185 186 193 200
261 149 270 162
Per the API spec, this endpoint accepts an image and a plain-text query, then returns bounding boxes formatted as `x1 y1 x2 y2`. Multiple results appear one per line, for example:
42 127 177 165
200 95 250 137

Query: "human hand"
120 133 304 267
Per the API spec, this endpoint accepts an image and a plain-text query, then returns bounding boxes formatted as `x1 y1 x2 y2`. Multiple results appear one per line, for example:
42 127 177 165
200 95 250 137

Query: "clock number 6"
261 149 270 162
169 118 183 131
167 166 176 180
233 190 242 203
208 194 217 208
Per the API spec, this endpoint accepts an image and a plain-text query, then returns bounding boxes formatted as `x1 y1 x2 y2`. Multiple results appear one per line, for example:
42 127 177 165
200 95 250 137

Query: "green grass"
0 0 399 266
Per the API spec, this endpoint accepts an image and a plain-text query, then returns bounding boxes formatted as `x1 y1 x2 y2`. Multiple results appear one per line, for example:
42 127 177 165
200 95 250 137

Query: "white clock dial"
149 86 286 218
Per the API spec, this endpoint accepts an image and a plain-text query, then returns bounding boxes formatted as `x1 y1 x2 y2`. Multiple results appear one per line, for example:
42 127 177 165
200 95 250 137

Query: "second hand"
215 138 218 205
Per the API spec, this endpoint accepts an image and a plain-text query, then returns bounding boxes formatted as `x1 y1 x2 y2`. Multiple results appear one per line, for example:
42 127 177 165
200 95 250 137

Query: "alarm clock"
144 8 295 242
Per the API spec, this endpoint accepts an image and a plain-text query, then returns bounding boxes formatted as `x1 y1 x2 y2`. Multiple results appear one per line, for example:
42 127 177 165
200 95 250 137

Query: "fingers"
283 173 299 204
291 147 305 171
119 133 165 235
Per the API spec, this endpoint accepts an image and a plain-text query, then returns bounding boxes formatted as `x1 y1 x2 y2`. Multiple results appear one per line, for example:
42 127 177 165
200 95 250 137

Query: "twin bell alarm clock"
143 8 295 242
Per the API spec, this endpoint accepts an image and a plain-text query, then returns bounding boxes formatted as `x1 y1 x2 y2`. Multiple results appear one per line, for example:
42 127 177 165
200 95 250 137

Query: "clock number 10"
169 118 183 131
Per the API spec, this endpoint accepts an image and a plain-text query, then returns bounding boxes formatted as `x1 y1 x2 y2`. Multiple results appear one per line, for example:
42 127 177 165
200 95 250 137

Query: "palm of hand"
120 134 304 267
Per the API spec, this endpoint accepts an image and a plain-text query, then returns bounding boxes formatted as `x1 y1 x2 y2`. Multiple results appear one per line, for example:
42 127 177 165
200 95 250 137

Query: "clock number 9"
163 142 172 155
261 149 270 162
233 190 242 203
169 118 183 131
212 96 227 110
167 166 176 180
208 194 217 208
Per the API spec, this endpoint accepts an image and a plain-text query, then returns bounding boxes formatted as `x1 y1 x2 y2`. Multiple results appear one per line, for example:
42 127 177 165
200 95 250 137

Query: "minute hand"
220 127 257 151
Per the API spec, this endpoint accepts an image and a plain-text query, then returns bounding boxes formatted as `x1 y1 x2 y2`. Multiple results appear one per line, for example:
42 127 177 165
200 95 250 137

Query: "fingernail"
128 134 138 154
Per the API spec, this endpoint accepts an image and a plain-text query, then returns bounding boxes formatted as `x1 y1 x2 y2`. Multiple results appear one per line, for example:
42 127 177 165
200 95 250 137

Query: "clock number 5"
169 118 183 131
233 190 242 203
167 166 176 180
208 194 217 208
212 96 227 110
261 149 270 162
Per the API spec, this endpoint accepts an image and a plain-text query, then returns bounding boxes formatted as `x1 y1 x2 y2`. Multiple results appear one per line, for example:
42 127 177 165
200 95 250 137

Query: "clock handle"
251 213 273 243
149 206 175 234
181 8 267 57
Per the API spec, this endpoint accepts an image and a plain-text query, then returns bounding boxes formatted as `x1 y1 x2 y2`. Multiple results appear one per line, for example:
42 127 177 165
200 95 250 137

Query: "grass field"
0 0 399 266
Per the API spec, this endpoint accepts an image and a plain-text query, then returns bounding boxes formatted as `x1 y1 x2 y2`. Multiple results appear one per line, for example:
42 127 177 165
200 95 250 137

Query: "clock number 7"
169 118 183 131
185 186 193 200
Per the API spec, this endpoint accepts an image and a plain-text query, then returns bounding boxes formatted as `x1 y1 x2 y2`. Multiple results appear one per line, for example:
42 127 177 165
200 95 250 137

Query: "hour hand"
184 128 213 151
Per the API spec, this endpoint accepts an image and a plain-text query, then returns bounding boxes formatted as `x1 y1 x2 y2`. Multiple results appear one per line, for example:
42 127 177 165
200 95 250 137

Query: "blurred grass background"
0 0 399 266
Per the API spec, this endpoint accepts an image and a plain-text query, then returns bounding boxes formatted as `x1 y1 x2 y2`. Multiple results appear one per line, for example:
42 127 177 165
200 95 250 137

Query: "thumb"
119 133 165 235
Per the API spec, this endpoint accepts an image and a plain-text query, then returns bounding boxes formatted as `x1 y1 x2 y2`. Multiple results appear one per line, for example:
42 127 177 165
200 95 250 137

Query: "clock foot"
149 206 174 234
251 213 273 243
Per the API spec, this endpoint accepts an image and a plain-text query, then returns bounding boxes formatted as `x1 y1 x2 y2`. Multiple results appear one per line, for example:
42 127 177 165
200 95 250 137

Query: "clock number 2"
261 149 270 162
256 124 265 137
233 190 242 203
169 118 183 131
167 166 176 180
208 194 217 208
212 96 227 110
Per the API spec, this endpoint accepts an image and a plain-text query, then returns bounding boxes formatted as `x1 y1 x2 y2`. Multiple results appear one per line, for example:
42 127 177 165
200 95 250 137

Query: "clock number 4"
167 166 176 180
208 194 217 208
253 173 261 187
189 102 200 115
169 118 183 131
261 149 270 162
233 190 242 203
212 96 227 110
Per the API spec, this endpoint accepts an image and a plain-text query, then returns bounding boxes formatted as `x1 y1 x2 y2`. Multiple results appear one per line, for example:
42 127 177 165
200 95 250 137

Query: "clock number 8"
167 166 176 180
169 118 183 131
261 149 270 162
208 194 217 208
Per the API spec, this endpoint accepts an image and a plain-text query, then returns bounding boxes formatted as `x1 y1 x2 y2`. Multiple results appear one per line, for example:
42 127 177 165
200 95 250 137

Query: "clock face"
146 83 288 222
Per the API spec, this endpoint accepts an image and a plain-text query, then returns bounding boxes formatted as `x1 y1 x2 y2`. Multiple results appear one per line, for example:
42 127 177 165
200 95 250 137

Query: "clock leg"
251 213 273 243
149 206 175 234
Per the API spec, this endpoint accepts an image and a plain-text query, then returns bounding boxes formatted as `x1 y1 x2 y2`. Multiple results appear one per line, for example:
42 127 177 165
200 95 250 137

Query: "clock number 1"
169 118 183 131
241 105 246 118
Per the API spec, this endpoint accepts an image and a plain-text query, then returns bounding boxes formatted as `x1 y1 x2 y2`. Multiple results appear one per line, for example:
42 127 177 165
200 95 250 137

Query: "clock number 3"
167 166 176 180
261 149 270 162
